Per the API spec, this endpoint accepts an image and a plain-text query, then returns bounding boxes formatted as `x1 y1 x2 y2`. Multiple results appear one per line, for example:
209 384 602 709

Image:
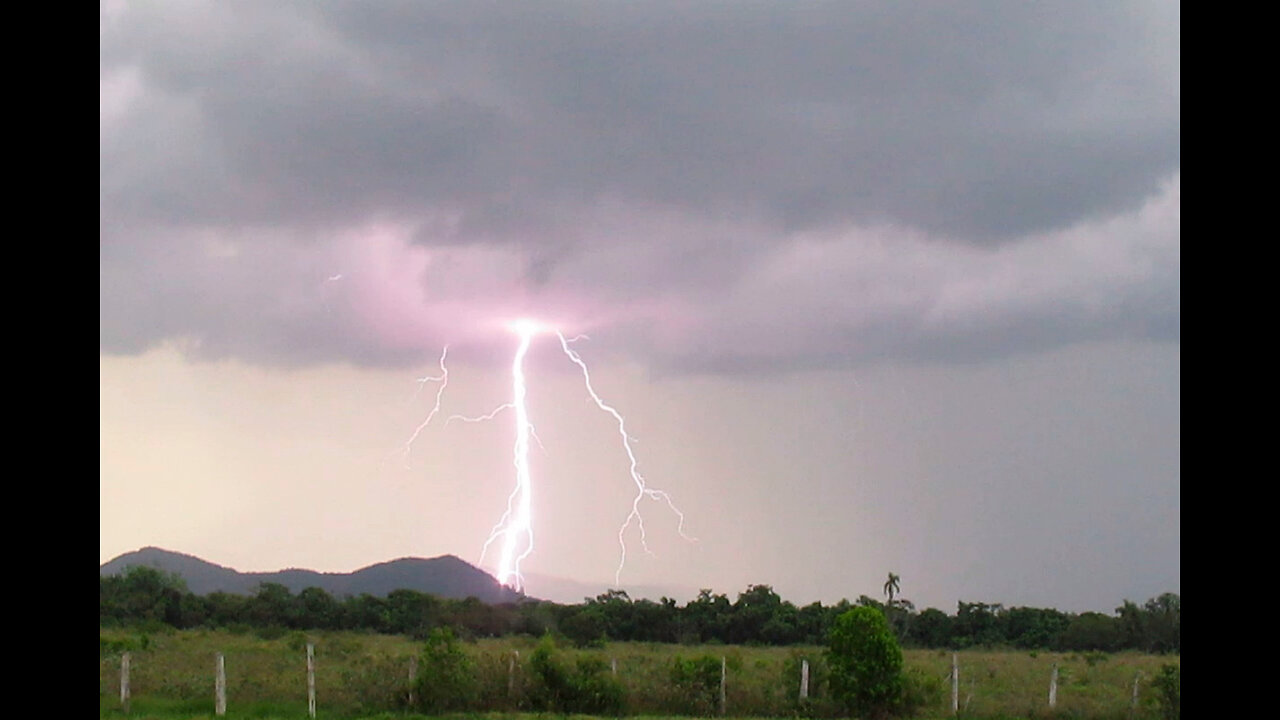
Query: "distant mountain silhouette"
100 547 525 604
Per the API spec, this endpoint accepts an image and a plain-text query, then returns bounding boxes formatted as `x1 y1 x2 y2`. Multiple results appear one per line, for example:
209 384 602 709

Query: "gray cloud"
100 0 1179 370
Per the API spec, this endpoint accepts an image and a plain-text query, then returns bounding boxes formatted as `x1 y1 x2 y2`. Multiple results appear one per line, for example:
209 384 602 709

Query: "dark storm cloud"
102 1 1177 237
100 0 1178 369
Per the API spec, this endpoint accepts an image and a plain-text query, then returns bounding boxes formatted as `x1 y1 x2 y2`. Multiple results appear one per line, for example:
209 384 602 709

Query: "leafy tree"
1001 606 1069 649
1057 612 1122 652
1143 593 1180 653
954 601 1004 647
341 594 390 632
730 584 783 644
560 604 608 647
907 608 952 648
247 582 298 628
826 606 905 720
684 589 731 643
386 589 439 637
297 587 339 630
100 566 187 626
204 591 250 628
414 627 477 713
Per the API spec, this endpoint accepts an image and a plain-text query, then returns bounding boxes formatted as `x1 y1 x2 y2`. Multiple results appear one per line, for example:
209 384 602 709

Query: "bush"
341 652 411 715
1151 663 1179 720
528 635 625 714
827 606 907 720
668 654 723 715
895 667 944 717
414 627 478 713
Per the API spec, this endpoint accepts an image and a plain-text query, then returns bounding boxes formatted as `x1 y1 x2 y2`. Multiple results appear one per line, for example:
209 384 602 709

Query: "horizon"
100 545 1175 614
102 3 1178 618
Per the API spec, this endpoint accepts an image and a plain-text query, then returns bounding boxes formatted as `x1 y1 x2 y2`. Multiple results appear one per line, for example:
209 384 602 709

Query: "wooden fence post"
611 657 617 676
720 656 727 716
307 643 316 719
1129 671 1142 718
508 651 516 696
951 653 958 715
1048 663 1058 709
799 658 809 700
215 652 227 716
408 655 418 707
120 652 131 713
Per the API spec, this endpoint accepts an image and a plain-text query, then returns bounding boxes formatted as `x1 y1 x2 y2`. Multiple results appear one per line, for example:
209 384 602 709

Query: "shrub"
414 627 478 713
341 652 410 715
1151 663 1179 720
827 606 906 720
895 667 944 717
1084 650 1110 667
668 654 723 715
528 635 625 714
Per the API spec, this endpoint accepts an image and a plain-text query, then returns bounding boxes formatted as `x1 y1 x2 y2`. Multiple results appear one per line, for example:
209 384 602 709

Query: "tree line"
100 567 1178 653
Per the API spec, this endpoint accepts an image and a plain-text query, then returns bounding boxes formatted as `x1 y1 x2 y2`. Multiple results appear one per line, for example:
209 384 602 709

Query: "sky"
100 1 1179 614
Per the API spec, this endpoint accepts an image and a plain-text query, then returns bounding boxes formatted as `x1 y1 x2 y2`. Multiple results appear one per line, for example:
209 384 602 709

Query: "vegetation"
103 566 1180 654
827 606 904 719
99 628 1179 719
101 567 1179 717
1151 663 1180 720
527 635 625 714
413 627 477 713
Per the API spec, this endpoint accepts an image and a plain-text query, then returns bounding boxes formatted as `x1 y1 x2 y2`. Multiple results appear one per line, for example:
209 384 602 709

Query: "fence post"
307 643 316 719
611 657 617 676
719 656 727 716
951 653 958 715
408 655 418 707
215 652 227 716
799 658 809 700
508 651 516 697
1129 671 1142 718
120 652 131 713
1048 663 1058 708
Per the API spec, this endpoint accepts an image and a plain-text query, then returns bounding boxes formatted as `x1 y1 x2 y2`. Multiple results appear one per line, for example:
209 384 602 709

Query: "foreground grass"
100 628 1178 719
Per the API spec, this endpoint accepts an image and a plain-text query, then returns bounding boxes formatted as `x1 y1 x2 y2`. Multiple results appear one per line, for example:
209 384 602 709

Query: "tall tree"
883 573 900 607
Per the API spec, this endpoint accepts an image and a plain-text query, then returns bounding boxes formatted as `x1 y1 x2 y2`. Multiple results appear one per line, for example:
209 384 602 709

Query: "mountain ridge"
100 547 526 604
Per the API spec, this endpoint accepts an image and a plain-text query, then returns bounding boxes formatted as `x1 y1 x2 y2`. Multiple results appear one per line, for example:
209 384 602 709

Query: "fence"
99 632 1174 718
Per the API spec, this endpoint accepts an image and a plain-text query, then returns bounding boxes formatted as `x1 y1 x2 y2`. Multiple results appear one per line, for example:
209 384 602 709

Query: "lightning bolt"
479 321 538 590
404 321 694 592
555 331 696 586
400 346 449 466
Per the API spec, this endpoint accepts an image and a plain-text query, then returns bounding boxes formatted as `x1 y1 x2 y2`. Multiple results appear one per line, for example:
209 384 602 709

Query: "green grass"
100 628 1178 719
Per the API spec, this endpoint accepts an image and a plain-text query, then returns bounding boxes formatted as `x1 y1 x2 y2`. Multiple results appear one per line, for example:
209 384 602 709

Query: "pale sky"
101 1 1179 613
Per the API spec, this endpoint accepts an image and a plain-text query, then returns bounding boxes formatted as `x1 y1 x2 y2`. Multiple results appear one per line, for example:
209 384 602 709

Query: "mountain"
100 547 525 604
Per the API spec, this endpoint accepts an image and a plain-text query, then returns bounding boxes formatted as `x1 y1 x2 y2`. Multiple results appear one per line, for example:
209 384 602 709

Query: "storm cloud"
100 1 1179 371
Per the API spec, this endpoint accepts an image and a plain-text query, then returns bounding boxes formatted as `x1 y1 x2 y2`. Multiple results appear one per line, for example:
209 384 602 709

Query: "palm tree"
882 572 905 639
883 572 900 607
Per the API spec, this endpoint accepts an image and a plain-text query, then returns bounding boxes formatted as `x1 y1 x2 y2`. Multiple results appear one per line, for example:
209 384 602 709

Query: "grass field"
99 628 1178 719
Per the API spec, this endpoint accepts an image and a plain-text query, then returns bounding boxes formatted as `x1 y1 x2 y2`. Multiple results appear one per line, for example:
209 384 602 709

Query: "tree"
101 566 187 626
881 573 912 641
826 606 905 720
907 608 953 649
883 573 900 606
414 627 477 713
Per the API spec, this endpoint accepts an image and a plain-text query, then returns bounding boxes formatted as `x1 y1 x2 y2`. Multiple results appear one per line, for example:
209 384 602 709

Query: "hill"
100 547 525 604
